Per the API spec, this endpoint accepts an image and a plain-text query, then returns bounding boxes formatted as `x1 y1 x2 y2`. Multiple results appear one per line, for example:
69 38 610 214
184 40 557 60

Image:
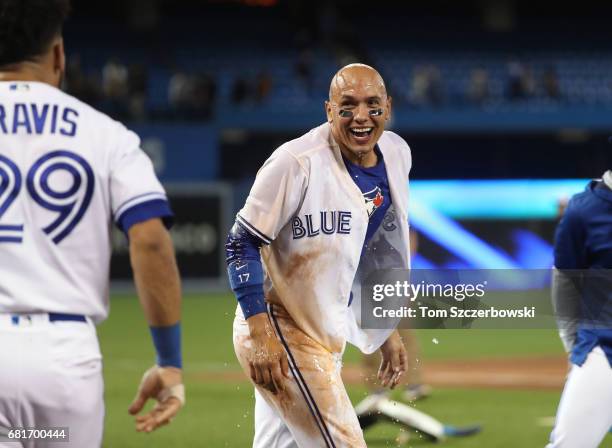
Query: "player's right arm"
226 222 290 394
127 218 184 432
106 124 184 431
226 148 307 394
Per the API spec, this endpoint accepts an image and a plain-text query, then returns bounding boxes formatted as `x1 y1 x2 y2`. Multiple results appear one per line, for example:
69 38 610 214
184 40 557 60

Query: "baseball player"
547 170 612 447
0 1 184 447
226 64 411 447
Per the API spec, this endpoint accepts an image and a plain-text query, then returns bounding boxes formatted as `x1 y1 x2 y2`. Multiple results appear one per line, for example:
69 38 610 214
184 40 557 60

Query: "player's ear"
385 96 393 122
52 37 66 87
324 100 333 123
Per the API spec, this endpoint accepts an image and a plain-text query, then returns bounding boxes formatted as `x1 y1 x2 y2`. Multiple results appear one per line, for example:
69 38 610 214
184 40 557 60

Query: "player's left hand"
378 330 407 389
128 365 185 433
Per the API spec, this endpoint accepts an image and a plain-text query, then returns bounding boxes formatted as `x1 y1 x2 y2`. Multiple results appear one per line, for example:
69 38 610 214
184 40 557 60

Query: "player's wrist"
155 365 183 377
238 291 267 318
149 322 183 368
246 312 273 337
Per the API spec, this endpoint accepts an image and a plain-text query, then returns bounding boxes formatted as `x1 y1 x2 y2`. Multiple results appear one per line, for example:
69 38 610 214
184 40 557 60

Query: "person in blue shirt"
547 170 612 448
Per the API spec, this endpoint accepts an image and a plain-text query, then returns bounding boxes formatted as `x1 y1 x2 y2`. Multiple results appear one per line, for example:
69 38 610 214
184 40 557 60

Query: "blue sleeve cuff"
237 287 267 318
149 322 182 368
116 199 174 234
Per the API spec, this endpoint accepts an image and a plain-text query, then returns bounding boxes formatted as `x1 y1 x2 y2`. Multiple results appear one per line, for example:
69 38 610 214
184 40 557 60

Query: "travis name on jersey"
1 98 78 136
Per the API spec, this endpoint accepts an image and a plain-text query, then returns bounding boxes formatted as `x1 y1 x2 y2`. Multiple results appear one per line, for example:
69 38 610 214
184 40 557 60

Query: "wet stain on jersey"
284 248 324 279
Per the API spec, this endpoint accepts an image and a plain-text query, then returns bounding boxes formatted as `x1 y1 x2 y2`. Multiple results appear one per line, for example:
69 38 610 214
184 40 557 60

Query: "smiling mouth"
349 127 373 138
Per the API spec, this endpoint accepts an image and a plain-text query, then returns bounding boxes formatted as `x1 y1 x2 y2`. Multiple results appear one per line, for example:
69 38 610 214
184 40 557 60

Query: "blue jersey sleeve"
225 221 267 318
116 198 174 234
554 199 586 269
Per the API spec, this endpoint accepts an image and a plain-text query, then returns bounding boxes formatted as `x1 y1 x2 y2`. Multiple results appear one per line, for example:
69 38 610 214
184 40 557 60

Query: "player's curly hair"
0 0 71 67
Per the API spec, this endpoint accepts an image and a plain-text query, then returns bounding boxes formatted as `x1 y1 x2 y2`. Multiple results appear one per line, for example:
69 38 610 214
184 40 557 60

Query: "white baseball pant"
547 346 612 448
233 304 366 448
0 313 104 448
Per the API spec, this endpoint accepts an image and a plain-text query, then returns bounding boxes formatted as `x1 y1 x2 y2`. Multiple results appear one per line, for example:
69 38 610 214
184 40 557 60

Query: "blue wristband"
228 261 267 318
237 287 267 318
149 322 182 368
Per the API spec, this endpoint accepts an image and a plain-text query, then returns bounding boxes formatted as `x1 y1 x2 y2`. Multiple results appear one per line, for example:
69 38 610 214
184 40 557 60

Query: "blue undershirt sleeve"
225 221 267 318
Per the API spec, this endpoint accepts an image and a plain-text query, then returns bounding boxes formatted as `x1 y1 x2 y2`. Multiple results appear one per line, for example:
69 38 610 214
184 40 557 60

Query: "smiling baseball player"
0 1 184 447
226 64 411 447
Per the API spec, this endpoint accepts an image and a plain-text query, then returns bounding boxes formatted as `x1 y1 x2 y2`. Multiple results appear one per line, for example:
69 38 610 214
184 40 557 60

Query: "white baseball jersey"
0 81 170 322
237 122 411 354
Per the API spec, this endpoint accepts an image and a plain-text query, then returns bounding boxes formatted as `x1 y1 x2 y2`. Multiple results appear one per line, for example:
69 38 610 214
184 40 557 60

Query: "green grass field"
98 294 612 447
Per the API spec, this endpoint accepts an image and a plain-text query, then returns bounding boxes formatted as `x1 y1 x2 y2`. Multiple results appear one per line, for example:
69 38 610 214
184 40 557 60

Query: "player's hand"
378 330 407 389
128 365 185 433
247 313 290 395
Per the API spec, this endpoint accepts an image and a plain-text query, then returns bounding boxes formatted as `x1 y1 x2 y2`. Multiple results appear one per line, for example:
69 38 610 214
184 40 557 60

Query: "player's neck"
0 61 58 87
339 146 378 168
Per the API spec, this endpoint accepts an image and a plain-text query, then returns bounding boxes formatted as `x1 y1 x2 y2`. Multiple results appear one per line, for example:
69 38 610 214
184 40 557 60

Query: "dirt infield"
197 356 568 390
342 355 568 390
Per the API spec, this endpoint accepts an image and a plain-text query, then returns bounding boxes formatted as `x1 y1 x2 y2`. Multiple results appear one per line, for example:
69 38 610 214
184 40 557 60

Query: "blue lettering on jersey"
338 211 352 234
321 211 336 234
32 104 49 134
0 105 6 133
50 104 59 134
292 217 306 239
0 104 78 136
304 214 319 237
292 211 352 239
60 107 78 137
12 103 32 134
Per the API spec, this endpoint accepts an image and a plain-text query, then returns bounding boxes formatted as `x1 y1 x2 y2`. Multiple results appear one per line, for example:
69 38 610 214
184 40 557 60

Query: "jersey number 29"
0 150 94 244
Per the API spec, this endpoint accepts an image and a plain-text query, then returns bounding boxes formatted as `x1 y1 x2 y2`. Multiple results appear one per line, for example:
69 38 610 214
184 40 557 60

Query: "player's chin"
347 138 377 155
349 146 375 158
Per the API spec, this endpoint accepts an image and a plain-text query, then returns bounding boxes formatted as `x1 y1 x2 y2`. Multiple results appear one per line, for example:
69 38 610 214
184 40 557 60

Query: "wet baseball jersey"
236 122 411 354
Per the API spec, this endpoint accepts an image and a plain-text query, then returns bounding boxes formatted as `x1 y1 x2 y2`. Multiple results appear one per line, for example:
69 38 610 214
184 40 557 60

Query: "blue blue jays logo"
364 186 384 218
